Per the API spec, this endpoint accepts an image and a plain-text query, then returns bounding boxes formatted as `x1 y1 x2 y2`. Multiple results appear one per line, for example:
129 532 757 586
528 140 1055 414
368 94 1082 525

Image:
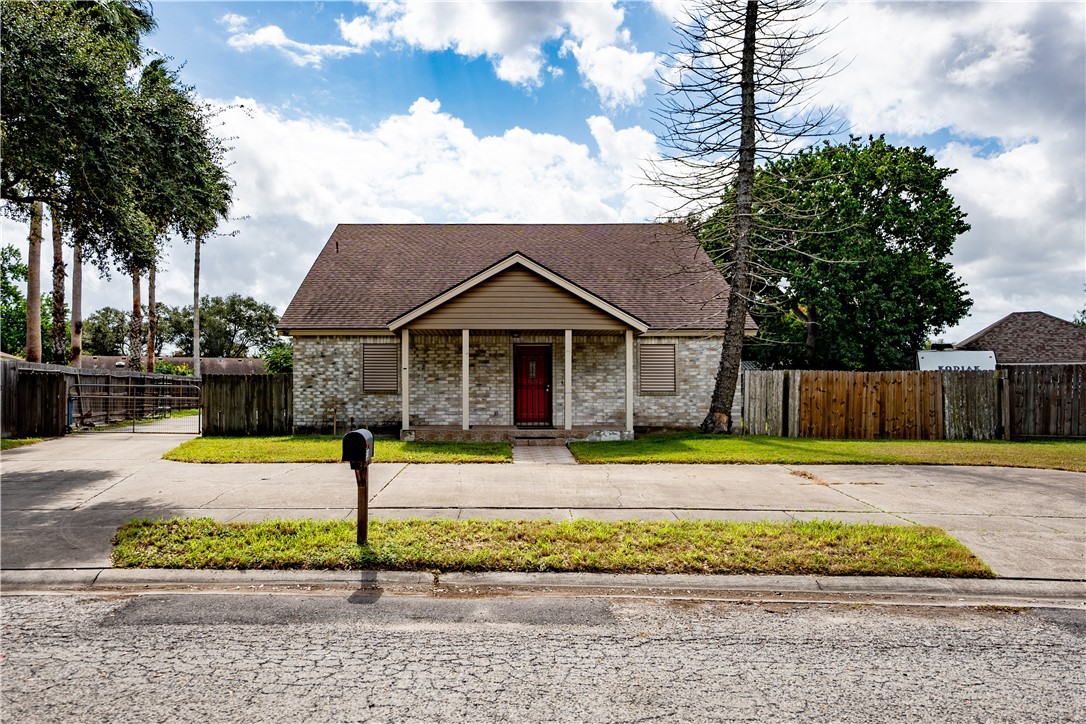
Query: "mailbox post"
341 429 374 544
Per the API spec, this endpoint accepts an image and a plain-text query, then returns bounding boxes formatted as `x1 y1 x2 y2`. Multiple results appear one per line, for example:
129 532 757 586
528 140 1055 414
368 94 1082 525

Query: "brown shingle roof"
77 356 266 374
956 311 1086 364
279 224 746 332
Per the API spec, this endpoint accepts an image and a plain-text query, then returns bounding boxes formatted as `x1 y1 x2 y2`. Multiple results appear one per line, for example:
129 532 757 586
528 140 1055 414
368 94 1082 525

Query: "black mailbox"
342 428 374 469
343 428 375 545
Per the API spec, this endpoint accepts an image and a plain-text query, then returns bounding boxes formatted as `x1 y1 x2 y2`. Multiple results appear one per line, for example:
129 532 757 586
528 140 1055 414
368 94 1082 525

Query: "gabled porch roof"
387 252 649 333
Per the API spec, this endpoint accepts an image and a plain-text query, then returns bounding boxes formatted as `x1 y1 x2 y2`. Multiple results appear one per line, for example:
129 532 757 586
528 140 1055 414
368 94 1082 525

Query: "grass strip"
162 435 511 464
112 517 992 578
0 437 44 451
569 433 1086 472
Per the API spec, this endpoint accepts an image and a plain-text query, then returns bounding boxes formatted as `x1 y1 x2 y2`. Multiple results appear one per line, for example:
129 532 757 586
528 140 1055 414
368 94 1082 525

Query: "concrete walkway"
511 445 577 464
1 433 1083 581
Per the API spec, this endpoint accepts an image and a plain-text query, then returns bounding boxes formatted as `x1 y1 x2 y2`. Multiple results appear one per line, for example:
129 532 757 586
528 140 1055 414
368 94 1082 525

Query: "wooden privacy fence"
202 374 293 436
742 366 1083 440
1 359 193 438
800 370 947 440
1003 364 1085 438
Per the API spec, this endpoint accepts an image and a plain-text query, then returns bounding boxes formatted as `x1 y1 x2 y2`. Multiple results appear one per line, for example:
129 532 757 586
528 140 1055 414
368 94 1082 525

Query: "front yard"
568 433 1086 471
161 433 1085 471
162 435 511 464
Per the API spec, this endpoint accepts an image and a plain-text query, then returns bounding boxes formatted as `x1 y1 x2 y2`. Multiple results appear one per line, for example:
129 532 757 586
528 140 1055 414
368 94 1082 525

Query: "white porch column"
462 329 470 431
564 329 573 430
625 329 634 433
401 328 410 431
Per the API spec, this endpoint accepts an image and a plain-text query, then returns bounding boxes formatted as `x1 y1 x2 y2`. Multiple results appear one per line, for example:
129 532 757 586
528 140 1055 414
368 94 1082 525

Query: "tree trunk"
701 0 759 435
128 266 143 371
803 304 817 366
146 262 156 373
50 207 67 365
25 202 43 363
70 236 83 368
193 235 201 378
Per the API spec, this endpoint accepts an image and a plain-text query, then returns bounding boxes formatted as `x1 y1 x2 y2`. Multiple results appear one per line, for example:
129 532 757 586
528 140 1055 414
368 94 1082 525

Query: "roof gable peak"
387 252 648 331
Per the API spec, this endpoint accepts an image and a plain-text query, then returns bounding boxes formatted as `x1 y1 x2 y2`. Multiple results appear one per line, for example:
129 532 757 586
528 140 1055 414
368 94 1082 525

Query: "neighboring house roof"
77 356 266 374
955 311 1086 364
279 223 750 333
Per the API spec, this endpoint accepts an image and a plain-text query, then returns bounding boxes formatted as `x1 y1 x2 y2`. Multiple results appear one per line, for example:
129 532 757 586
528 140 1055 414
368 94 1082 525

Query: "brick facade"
293 332 719 434
634 336 721 428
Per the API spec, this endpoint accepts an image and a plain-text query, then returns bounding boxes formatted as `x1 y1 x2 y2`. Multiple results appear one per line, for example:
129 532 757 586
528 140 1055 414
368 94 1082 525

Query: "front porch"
399 328 637 438
404 424 632 444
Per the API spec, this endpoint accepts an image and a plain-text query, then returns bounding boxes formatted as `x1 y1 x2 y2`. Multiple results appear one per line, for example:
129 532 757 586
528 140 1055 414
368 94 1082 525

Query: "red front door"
514 345 552 427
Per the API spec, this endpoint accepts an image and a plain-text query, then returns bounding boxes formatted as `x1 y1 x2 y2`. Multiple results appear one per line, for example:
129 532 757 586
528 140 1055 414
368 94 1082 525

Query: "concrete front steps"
404 426 631 443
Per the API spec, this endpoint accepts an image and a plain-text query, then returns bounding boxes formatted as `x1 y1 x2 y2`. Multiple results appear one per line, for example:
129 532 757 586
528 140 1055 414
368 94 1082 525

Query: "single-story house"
955 311 1086 364
278 223 753 440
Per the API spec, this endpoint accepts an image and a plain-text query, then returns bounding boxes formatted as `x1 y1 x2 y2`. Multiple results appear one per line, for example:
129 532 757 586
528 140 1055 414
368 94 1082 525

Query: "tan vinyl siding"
409 267 629 330
639 344 676 394
363 344 399 391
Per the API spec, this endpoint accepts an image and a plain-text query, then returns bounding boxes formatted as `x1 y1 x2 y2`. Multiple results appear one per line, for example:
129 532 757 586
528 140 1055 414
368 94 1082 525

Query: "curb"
3 568 1083 608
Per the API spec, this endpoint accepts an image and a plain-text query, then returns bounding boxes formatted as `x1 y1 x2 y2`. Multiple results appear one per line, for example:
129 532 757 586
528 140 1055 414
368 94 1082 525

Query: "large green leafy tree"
735 136 973 370
161 294 279 358
1 245 29 355
2 0 157 363
262 342 293 375
81 304 166 357
1 246 68 359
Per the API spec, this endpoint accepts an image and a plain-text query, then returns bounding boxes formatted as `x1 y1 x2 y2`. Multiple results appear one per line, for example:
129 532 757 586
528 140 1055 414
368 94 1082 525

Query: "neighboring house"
278 223 754 440
955 311 1086 365
77 356 266 375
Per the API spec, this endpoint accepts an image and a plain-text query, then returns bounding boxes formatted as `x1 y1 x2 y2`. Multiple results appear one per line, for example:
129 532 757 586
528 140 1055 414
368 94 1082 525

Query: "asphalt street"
2 592 1083 723
1 432 1083 579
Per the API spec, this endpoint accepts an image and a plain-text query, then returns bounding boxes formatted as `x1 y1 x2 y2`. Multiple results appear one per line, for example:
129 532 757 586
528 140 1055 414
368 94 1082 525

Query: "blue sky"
7 1 1085 345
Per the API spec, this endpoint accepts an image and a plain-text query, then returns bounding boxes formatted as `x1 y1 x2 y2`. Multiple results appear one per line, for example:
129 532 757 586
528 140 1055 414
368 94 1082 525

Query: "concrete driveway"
1 434 1083 579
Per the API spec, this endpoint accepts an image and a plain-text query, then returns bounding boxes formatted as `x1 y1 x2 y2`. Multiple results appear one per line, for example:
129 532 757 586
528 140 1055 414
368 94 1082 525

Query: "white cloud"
567 43 658 108
218 13 248 33
226 25 359 68
812 2 1081 143
219 96 668 225
336 16 391 50
221 1 658 105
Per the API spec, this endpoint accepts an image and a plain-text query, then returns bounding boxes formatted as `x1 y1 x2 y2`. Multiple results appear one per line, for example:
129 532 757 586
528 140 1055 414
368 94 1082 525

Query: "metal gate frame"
67 379 201 434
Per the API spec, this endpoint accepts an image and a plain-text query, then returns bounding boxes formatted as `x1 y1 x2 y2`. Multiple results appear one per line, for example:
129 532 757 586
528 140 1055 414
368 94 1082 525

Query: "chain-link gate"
67 379 201 434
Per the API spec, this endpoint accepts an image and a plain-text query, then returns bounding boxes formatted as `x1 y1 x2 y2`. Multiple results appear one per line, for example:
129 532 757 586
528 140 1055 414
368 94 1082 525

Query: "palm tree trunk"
127 266 143 371
146 262 156 373
193 235 201 378
70 236 83 368
50 207 67 365
25 202 43 363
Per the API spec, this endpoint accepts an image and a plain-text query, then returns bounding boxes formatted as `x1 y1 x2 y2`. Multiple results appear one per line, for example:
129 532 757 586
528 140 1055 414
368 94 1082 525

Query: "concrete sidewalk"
1 433 1083 582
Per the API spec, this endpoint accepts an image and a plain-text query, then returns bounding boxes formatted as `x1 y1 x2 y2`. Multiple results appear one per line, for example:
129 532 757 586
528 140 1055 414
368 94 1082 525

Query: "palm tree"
70 234 83 367
50 206 67 364
145 261 157 372
25 203 42 362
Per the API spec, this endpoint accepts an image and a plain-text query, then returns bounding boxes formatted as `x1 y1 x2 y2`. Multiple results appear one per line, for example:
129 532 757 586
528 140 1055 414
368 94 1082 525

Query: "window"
639 344 676 395
363 344 398 392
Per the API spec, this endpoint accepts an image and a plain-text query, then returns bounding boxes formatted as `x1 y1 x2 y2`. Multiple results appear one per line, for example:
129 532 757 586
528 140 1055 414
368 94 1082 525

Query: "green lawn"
163 435 511 464
112 517 992 578
569 433 1086 471
0 437 44 451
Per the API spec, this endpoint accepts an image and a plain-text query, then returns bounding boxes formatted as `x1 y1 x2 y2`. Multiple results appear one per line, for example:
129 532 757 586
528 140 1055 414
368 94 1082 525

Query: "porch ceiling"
405 328 625 337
